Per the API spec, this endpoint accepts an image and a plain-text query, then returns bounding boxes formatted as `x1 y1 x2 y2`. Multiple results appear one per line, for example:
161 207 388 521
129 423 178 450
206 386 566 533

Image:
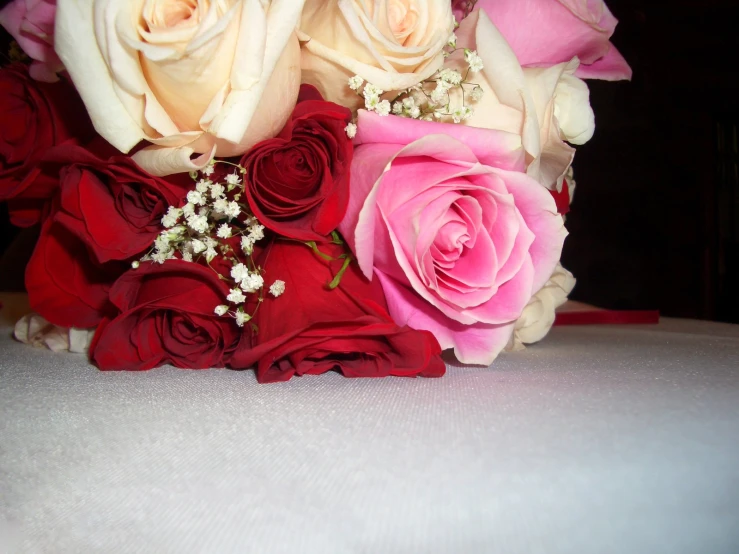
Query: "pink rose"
0 0 63 82
339 111 567 364
470 0 632 81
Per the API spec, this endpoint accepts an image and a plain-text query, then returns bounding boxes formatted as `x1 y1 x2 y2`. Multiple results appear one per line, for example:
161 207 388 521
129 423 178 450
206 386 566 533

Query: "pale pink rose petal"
475 0 631 81
376 270 516 365
574 44 633 81
354 110 526 171
0 0 62 82
463 255 535 324
502 169 568 292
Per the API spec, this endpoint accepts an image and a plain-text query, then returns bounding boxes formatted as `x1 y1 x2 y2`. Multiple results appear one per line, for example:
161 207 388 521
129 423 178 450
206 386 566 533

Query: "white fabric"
1 319 738 553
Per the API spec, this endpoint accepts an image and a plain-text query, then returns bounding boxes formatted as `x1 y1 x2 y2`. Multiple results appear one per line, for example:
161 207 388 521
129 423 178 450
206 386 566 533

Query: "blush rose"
0 0 63 82
339 111 567 365
469 0 632 81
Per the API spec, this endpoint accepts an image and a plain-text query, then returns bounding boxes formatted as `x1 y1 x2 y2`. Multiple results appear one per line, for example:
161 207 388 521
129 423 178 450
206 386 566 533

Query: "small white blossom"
465 49 484 72
469 85 484 102
248 223 265 242
181 251 193 262
452 106 474 124
191 239 206 254
204 237 217 249
154 233 170 253
212 198 229 214
152 250 170 264
210 183 225 199
438 68 463 85
214 305 229 317
187 190 206 206
392 101 404 115
430 81 451 105
364 83 383 99
241 272 264 294
182 203 196 217
269 280 286 297
348 75 364 91
205 247 217 262
187 214 209 234
225 173 241 186
235 310 250 327
202 162 215 176
224 201 241 219
241 236 254 255
231 263 250 284
344 122 357 139
375 99 391 116
217 223 232 239
227 288 246 304
195 179 210 194
131 260 140 269
161 206 182 228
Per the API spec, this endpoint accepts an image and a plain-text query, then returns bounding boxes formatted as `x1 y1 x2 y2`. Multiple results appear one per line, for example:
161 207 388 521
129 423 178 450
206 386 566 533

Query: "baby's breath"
138 160 283 330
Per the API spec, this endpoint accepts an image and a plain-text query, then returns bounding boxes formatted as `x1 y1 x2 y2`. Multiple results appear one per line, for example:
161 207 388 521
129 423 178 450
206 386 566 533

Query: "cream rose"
451 9 595 190
506 263 576 351
298 0 455 108
54 0 305 176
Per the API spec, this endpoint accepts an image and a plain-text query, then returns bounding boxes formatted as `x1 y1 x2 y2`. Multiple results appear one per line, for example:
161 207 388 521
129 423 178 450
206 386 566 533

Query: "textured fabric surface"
1 320 739 554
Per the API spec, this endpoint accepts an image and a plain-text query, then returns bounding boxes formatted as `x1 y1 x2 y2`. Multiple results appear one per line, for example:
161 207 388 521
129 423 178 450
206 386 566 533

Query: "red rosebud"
230 240 446 383
45 144 191 263
90 261 242 371
0 64 94 226
240 84 353 242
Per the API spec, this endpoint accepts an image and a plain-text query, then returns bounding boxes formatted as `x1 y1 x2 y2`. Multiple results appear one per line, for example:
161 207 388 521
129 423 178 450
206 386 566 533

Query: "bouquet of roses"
0 0 630 382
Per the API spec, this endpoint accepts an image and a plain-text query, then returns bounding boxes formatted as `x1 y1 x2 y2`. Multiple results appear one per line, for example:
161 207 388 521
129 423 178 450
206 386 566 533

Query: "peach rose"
451 9 595 190
54 0 305 176
298 0 455 108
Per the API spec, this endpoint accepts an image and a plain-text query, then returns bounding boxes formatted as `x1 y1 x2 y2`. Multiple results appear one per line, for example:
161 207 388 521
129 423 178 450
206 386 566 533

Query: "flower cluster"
347 39 485 125
1 0 631 382
141 161 282 328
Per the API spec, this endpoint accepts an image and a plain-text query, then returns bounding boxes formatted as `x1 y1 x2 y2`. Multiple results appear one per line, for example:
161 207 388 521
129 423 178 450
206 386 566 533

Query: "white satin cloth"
1 318 738 553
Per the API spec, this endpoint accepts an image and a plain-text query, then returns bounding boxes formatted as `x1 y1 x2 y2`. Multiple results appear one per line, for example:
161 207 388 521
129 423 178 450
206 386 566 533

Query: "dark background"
2 0 739 322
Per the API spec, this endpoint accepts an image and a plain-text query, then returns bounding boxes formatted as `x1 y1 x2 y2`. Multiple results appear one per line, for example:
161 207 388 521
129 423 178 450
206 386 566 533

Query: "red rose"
240 84 352 242
230 241 446 383
25 199 127 328
550 178 572 215
0 64 94 226
90 261 241 371
47 144 191 263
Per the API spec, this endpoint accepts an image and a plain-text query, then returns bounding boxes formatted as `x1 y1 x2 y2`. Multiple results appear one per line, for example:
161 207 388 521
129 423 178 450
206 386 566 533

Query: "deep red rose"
90 261 241 371
230 241 446 383
550 178 572 215
46 144 191 263
25 199 127 328
240 84 352 242
0 64 94 226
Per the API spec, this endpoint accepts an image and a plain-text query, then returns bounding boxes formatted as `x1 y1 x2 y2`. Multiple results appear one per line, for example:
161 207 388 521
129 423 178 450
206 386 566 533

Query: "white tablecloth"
1 319 738 554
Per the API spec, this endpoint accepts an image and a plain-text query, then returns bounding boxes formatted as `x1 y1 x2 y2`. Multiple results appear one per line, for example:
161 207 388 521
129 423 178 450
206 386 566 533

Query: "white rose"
54 0 305 176
506 263 576 351
298 0 455 108
14 313 94 354
451 10 595 190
